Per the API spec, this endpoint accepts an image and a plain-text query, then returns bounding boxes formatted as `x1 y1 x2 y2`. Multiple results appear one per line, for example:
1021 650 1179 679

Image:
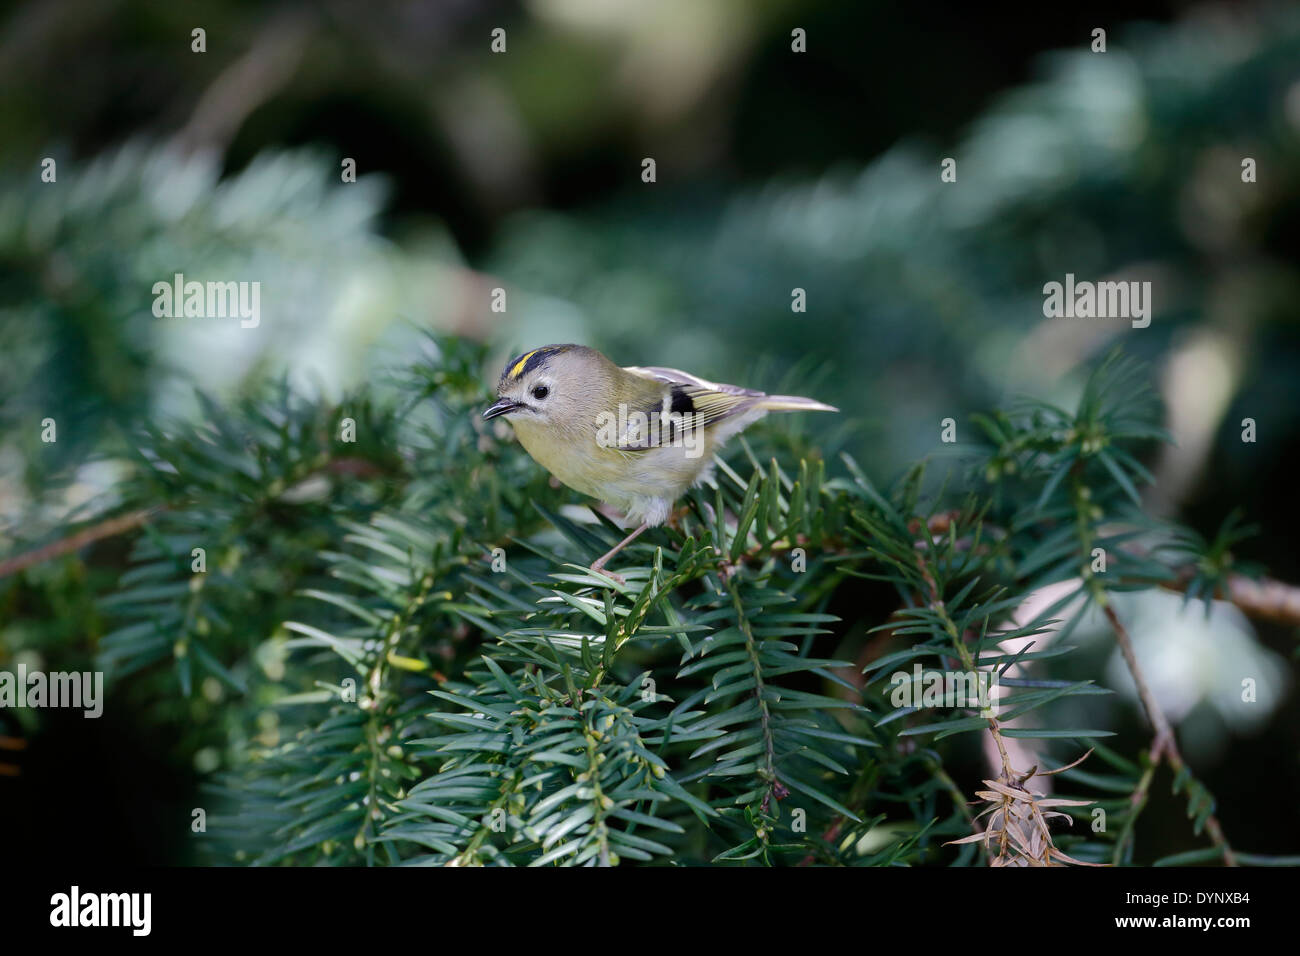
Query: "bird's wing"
621 366 767 439
624 365 761 395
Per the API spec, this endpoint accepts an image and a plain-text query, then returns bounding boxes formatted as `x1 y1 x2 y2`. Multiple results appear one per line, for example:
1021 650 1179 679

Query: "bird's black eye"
532 385 550 400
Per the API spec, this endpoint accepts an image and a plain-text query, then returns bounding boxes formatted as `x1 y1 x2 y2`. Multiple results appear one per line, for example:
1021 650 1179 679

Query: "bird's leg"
590 521 649 582
665 504 692 531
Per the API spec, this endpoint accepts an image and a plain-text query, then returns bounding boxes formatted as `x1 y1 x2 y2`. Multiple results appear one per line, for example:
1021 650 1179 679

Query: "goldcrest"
483 344 836 579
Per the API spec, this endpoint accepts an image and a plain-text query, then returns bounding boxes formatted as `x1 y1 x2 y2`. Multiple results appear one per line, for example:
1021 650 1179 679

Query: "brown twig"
919 507 1300 627
172 13 312 156
1101 602 1237 866
0 508 160 580
0 455 398 583
1158 571 1300 628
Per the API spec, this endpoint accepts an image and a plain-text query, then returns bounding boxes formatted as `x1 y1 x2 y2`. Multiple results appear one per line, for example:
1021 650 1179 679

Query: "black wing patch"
615 384 761 450
669 386 695 416
614 366 771 451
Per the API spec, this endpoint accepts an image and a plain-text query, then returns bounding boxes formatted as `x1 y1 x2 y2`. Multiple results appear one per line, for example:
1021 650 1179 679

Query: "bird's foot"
588 561 626 586
665 505 692 531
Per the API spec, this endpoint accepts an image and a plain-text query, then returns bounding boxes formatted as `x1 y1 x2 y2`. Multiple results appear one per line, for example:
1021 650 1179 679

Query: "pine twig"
1158 572 1300 627
1101 602 1238 866
0 508 161 580
0 456 394 582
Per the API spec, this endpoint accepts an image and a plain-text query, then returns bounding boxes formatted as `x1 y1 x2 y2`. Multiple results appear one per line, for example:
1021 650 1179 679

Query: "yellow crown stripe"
509 349 541 379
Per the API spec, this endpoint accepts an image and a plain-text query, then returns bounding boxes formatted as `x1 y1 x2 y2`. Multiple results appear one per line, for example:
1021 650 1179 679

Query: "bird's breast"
510 417 711 513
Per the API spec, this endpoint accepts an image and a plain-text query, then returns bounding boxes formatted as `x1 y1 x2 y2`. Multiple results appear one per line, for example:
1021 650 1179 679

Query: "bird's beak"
482 398 523 420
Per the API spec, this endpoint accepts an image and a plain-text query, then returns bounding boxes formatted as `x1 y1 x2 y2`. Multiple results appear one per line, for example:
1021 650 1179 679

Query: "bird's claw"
589 564 626 586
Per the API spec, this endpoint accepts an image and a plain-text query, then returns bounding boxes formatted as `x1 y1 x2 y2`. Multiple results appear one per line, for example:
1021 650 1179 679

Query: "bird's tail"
758 394 839 413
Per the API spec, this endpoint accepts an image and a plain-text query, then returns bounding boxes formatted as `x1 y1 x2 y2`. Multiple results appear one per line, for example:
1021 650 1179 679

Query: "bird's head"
483 344 613 432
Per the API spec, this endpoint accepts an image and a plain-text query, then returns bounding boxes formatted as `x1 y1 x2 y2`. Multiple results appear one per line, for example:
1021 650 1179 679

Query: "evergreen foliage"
47 338 1286 865
3 6 1298 868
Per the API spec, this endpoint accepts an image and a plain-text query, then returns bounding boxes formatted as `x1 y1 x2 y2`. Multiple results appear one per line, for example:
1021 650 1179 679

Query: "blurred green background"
1 0 1298 863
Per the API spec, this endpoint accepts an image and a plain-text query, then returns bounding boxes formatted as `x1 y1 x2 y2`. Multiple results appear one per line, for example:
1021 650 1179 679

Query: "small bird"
483 344 837 580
